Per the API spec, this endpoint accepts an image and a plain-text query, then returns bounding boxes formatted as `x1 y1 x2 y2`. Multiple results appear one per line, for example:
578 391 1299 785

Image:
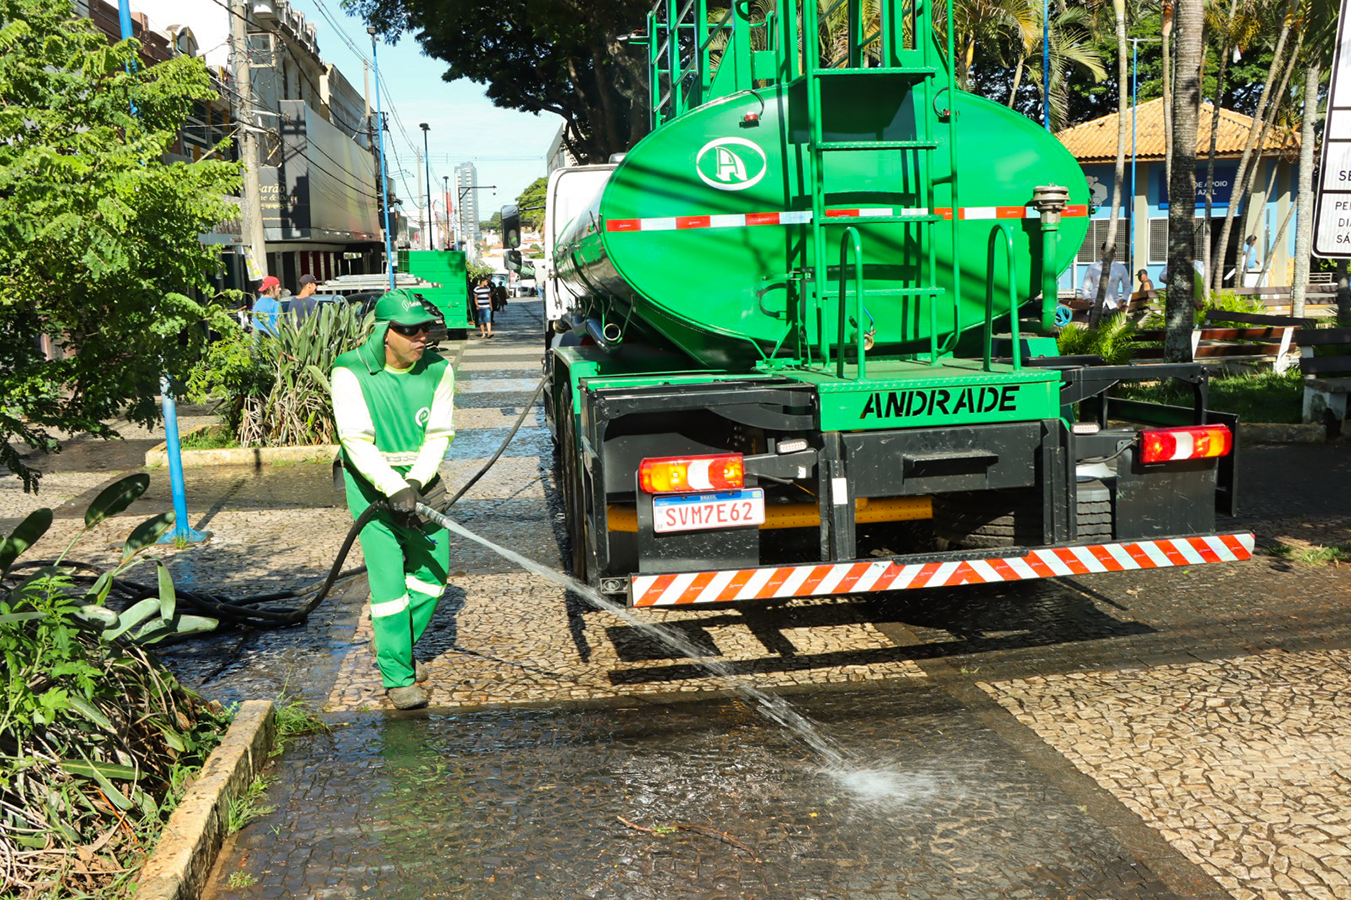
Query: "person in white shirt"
1080 245 1131 313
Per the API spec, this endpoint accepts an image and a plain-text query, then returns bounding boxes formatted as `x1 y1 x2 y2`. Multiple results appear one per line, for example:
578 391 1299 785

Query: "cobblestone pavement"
8 299 1351 898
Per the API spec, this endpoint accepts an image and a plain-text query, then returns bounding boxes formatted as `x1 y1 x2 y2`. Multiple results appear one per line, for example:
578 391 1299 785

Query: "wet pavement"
6 298 1351 899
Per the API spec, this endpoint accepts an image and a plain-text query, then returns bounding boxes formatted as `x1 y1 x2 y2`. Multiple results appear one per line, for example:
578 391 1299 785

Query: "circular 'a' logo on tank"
695 138 767 191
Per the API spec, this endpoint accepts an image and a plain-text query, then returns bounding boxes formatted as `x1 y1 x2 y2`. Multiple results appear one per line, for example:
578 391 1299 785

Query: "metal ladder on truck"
797 0 962 371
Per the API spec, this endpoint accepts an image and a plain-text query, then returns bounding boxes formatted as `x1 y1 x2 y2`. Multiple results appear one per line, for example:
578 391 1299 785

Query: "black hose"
6 375 549 633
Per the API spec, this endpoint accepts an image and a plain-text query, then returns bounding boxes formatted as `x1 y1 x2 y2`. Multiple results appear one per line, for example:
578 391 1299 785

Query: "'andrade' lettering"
860 385 1020 421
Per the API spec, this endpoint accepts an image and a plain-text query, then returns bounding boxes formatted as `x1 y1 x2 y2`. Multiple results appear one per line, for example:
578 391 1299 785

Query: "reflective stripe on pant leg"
352 504 417 689
405 522 450 646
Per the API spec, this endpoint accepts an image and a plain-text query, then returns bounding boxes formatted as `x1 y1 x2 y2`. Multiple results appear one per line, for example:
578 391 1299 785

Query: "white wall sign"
1314 0 1351 257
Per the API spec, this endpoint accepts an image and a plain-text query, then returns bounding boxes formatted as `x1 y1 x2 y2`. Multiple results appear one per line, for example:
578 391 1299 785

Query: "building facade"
85 0 390 294
1055 98 1300 296
453 162 481 252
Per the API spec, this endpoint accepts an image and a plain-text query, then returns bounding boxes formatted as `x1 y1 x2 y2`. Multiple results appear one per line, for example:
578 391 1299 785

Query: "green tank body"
555 76 1089 370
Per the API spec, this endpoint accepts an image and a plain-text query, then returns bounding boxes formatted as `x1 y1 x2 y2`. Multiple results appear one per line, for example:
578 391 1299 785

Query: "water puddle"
428 508 930 797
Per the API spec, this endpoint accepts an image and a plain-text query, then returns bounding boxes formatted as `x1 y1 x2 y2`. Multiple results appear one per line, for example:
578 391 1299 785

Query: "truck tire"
933 481 1113 550
559 389 589 583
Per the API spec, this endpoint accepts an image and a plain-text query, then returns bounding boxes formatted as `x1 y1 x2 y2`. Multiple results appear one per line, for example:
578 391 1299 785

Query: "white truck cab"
540 163 617 327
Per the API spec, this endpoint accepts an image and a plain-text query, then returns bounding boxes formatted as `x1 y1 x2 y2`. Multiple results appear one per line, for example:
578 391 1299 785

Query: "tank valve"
1031 184 1069 223
1031 185 1070 334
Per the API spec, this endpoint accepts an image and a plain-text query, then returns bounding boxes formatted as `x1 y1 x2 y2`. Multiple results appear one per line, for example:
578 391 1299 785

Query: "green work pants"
343 470 450 689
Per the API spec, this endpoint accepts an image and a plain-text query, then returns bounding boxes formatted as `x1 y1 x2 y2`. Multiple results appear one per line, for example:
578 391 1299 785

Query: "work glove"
386 482 420 528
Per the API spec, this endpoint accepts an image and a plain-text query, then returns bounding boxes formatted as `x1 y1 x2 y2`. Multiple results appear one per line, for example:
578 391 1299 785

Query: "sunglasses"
390 322 432 336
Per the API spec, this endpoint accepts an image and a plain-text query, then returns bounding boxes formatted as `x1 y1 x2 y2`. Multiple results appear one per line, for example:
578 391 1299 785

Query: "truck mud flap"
629 532 1255 607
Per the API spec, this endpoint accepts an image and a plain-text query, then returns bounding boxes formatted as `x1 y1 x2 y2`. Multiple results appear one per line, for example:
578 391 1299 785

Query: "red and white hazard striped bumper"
629 532 1255 607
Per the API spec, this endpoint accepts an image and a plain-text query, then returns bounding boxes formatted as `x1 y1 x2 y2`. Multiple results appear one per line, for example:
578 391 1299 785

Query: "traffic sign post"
1314 0 1351 258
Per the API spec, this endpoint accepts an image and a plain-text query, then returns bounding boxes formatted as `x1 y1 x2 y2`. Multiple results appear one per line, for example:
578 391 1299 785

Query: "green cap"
373 289 437 326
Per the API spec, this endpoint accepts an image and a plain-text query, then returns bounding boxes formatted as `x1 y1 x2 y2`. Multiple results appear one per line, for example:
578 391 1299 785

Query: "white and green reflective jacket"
331 323 455 498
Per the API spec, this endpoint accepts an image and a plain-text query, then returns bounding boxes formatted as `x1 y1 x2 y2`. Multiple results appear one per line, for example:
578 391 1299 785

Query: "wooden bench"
1231 283 1340 319
1133 310 1312 373
1298 327 1351 435
1059 289 1157 326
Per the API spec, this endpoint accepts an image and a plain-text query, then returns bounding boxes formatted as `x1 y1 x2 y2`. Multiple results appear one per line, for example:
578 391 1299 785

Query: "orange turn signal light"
639 454 745 494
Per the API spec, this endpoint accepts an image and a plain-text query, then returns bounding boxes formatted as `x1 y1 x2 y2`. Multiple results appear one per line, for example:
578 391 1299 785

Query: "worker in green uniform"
331 290 455 710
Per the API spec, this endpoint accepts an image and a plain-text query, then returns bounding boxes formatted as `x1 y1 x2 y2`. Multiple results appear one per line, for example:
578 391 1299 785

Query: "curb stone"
133 699 276 900
1242 422 1327 444
145 439 338 468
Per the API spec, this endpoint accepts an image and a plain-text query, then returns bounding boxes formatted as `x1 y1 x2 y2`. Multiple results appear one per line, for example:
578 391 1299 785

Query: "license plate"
652 489 765 534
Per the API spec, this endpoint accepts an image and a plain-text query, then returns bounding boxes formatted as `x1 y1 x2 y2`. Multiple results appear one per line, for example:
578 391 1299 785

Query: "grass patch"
1268 541 1351 566
1113 367 1303 424
272 692 332 756
227 773 277 834
179 424 240 450
227 870 258 888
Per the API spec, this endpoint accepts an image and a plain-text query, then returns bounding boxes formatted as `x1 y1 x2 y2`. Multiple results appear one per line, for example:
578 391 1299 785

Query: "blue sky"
286 0 561 214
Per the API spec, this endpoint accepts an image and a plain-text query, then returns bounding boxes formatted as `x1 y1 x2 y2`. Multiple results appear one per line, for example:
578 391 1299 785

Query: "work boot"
386 684 428 710
414 660 429 683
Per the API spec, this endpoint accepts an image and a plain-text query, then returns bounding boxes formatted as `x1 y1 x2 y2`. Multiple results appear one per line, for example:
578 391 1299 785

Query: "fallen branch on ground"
616 815 761 862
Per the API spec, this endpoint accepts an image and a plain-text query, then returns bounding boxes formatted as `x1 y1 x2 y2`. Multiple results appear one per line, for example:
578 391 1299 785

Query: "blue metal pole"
371 30 395 290
1130 39 1138 277
118 0 205 543
1042 0 1051 130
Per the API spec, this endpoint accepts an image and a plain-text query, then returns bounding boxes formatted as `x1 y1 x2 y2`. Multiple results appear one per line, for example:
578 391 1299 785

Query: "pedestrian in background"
1080 246 1130 316
473 277 493 339
252 275 283 336
330 290 455 710
293 274 320 316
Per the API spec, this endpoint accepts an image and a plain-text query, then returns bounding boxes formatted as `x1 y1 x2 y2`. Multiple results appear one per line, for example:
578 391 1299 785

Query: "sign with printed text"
1314 0 1351 257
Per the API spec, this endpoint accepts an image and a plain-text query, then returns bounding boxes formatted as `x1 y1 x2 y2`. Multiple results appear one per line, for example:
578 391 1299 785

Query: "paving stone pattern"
7 299 1351 898
983 649 1351 900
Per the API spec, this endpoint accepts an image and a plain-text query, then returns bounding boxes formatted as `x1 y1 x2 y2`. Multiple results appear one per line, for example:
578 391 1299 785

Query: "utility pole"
443 175 449 250
231 0 266 281
415 148 426 252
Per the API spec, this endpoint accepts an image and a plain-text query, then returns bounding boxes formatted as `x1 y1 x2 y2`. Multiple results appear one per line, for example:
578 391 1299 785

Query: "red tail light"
1139 425 1233 464
639 454 745 493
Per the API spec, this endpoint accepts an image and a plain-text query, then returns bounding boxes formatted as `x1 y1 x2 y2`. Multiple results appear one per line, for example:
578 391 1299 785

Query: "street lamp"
370 26 394 288
455 183 496 258
419 123 432 251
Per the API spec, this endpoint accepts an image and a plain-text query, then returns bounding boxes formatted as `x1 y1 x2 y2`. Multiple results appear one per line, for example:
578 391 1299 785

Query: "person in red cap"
252 275 282 335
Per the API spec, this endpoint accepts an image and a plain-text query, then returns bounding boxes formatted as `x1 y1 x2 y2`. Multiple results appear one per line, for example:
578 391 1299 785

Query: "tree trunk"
1200 0 1237 298
1211 0 1296 295
1166 0 1203 363
1291 61 1321 318
1091 0 1130 330
1162 1 1174 189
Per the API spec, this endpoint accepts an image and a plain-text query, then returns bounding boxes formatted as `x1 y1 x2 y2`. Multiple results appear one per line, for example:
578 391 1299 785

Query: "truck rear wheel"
933 481 1113 550
559 390 589 583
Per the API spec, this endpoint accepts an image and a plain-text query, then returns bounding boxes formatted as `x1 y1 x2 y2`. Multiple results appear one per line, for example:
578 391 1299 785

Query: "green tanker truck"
510 0 1253 608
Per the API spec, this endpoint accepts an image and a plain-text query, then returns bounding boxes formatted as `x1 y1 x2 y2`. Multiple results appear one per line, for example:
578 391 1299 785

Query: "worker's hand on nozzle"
386 481 416 516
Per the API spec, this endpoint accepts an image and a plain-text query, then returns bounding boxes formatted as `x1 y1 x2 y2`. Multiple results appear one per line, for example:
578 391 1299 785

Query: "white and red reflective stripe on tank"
629 533 1255 607
605 205 1090 232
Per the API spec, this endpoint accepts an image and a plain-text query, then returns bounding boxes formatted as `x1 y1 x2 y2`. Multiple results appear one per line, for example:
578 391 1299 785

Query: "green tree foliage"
347 0 651 161
480 210 503 232
188 304 373 447
0 0 241 490
516 177 547 231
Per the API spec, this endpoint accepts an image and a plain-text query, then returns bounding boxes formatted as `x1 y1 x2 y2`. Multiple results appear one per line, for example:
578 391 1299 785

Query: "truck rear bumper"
629 532 1255 607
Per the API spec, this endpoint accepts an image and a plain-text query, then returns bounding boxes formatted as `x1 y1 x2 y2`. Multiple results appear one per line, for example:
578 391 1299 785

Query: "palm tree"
1291 0 1337 316
1200 0 1265 298
1166 0 1204 361
1090 0 1130 329
1208 0 1294 295
1007 3 1107 129
1161 0 1173 188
